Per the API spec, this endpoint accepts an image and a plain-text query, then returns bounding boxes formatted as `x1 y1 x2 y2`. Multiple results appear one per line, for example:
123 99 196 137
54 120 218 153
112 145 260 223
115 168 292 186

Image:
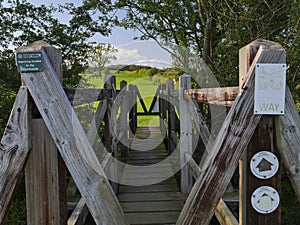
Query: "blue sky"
26 0 172 68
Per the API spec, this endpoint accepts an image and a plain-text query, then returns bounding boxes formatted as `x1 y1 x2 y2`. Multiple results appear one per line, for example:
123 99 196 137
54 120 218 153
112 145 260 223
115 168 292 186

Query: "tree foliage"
87 43 117 76
100 0 299 104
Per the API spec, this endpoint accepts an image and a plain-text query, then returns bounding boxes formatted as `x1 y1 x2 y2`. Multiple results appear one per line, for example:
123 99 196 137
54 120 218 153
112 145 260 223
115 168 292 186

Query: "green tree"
87 0 299 101
87 43 117 77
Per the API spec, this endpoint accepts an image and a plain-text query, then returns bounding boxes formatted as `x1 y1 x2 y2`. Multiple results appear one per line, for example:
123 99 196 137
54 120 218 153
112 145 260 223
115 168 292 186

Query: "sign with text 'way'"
254 63 286 115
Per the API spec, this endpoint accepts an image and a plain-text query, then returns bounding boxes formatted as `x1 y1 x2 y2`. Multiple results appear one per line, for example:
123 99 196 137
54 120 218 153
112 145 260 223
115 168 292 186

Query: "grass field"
84 70 166 126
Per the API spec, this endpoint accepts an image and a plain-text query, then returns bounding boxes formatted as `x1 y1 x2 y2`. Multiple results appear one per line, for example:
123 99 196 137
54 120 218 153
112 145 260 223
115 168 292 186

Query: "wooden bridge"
0 39 300 225
117 126 186 225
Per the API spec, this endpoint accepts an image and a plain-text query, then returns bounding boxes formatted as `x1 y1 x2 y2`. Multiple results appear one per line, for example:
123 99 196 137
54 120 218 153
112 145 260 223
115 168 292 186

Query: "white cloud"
113 48 146 65
111 42 171 69
134 59 172 69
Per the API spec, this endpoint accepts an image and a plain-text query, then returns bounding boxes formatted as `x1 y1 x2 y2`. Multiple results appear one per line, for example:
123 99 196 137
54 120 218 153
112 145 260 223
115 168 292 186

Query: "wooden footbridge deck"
1 40 300 225
117 127 186 225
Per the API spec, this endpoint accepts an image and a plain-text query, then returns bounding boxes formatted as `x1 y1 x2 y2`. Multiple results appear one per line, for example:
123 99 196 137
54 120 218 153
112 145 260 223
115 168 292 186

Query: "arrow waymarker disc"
250 151 279 179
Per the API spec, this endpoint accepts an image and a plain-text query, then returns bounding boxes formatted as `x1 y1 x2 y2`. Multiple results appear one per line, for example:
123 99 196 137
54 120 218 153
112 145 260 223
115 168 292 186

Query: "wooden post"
239 40 284 225
19 41 67 225
103 74 116 154
20 44 129 224
160 83 167 136
179 74 194 193
167 80 176 154
103 74 118 193
129 84 137 137
134 86 137 133
0 87 30 224
120 80 129 157
176 40 285 225
25 120 67 225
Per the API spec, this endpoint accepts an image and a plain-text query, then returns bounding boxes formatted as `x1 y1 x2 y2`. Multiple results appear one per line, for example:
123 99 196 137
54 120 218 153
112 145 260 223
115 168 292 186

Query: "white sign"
254 63 286 115
250 151 279 179
251 186 280 214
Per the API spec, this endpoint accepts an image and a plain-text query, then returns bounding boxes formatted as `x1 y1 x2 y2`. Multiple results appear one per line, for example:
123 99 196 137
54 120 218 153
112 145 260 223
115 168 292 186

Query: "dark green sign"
16 51 44 72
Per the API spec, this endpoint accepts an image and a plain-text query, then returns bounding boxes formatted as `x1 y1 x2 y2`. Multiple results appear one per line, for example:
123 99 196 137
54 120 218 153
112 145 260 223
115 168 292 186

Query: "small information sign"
16 51 43 72
250 151 279 179
251 186 280 214
254 63 286 115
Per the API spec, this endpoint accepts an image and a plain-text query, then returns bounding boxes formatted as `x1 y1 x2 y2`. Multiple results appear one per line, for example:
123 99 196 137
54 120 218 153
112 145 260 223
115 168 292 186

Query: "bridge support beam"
179 74 194 194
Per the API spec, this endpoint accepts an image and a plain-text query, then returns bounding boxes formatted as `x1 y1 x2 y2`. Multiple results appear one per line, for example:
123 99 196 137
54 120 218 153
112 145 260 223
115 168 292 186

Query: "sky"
25 0 172 68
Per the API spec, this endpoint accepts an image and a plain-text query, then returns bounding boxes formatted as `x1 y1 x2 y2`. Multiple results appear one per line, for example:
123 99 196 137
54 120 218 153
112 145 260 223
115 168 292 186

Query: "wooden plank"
118 192 187 202
179 74 194 193
186 86 239 106
121 171 175 179
119 184 179 193
121 201 184 212
215 199 239 225
126 211 181 225
120 177 177 186
122 154 167 160
125 159 167 165
20 46 128 225
278 87 300 202
67 198 89 225
0 87 30 224
25 119 67 225
176 40 286 225
64 88 112 105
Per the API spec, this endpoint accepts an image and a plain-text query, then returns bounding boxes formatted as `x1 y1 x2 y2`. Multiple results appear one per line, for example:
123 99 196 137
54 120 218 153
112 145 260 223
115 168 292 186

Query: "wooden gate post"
239 40 285 225
120 80 129 157
129 84 137 137
18 41 67 225
103 74 116 154
179 74 194 193
103 74 118 193
167 80 175 154
160 83 167 136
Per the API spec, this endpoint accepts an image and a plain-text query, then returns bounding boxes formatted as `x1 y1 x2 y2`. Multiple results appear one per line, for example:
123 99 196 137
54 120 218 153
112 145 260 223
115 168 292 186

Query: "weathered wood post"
239 40 285 225
179 74 194 193
159 83 167 137
17 41 67 225
103 74 116 154
18 42 128 225
0 87 30 224
129 84 137 137
176 40 285 225
167 80 176 154
120 80 129 157
103 74 118 193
